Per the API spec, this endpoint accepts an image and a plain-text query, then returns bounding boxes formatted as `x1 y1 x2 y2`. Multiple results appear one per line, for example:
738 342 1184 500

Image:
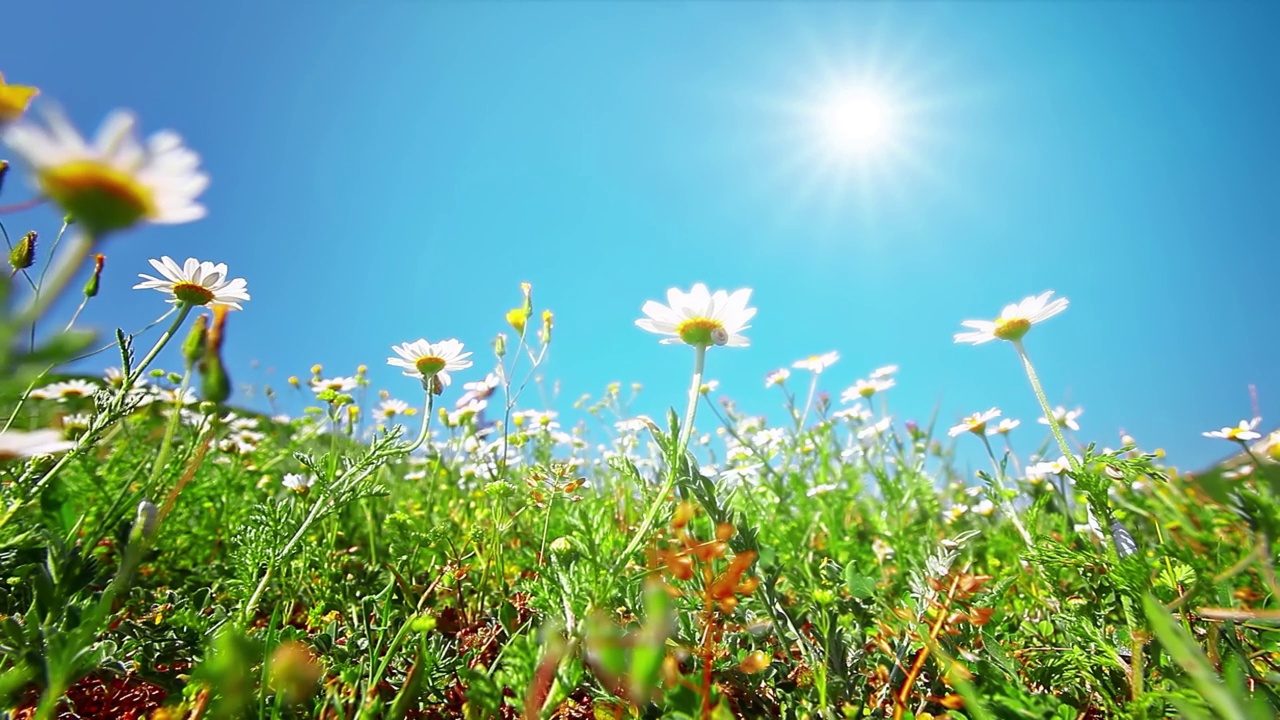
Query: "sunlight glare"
819 88 894 157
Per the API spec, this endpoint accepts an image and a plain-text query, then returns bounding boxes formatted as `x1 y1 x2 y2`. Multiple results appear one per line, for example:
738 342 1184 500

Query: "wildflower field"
2 68 1280 720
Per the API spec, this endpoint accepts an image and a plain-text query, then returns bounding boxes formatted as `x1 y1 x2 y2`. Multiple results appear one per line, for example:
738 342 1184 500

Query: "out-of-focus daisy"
134 257 249 310
973 499 997 516
764 368 790 387
943 504 969 524
833 404 872 423
0 72 38 125
30 379 98 402
870 365 898 380
857 416 892 440
1027 456 1074 481
282 473 314 493
152 386 199 406
0 428 74 459
1203 418 1262 443
792 351 839 374
311 376 358 395
1038 406 1083 433
699 379 719 395
387 338 472 388
954 291 1069 345
457 372 500 407
635 283 755 347
2 108 208 236
841 377 894 403
949 408 1001 438
377 399 412 420
60 413 92 435
990 418 1020 435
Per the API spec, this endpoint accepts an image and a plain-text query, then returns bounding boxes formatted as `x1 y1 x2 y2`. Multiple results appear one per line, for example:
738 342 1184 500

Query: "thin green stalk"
979 433 1033 547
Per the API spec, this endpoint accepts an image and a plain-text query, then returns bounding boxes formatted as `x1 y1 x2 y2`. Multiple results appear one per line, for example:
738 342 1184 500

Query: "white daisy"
990 418 1021 435
841 377 894 403
1203 418 1262 443
282 473 314 493
2 108 208 236
949 408 1001 438
635 283 756 347
0 428 75 459
311 376 358 395
870 365 899 380
377 398 412 419
1038 406 1083 432
954 291 1069 345
387 338 473 388
31 379 98 401
457 372 501 407
134 257 249 310
792 351 839 374
764 368 790 387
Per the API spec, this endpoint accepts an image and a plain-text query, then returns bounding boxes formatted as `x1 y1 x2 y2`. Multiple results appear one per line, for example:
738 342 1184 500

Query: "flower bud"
83 253 105 297
8 230 35 273
493 333 507 358
181 314 209 369
539 309 554 345
505 307 529 336
201 351 232 404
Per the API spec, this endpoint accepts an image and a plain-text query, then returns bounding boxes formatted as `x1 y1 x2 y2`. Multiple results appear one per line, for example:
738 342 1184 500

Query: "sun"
818 88 895 157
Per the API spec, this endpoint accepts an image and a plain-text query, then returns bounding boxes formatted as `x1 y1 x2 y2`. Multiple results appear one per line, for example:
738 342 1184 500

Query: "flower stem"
15 229 89 331
127 303 194 389
1014 341 1078 472
679 345 707 448
979 433 1034 547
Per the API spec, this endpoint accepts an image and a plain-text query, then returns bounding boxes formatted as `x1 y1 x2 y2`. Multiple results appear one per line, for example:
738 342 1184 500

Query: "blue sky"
4 2 1278 472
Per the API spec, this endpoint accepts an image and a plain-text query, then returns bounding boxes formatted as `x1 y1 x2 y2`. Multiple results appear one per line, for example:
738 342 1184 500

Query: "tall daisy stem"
678 345 707 448
1014 341 1079 473
979 433 1034 547
127 303 194 389
405 390 435 454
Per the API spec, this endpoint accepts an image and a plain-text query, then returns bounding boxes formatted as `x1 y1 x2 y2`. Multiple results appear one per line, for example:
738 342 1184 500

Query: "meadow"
1 70 1279 720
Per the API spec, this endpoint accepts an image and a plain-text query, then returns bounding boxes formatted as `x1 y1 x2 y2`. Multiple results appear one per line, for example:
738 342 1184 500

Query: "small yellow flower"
0 72 39 124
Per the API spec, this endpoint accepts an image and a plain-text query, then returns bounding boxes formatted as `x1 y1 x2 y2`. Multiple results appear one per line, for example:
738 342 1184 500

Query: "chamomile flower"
0 428 74 459
282 473 314 493
387 338 473 388
457 373 500 407
311 376 358 395
765 369 790 388
134 257 250 310
2 108 208 236
1203 418 1262 443
841 377 894 403
954 291 1069 345
949 408 1001 438
990 418 1021 435
377 399 412 419
870 365 898 380
1038 406 1083 432
31 379 98 402
635 283 756 347
792 351 839 374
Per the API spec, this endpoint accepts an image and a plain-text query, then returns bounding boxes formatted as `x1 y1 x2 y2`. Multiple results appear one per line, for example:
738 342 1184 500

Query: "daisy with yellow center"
0 72 39 125
387 338 473 389
635 283 755 348
2 108 208 237
948 407 1001 437
133 257 250 310
954 291 1069 346
1203 418 1262 443
792 351 839 374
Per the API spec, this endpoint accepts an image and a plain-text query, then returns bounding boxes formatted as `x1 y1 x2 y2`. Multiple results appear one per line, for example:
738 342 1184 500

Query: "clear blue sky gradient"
4 2 1277 472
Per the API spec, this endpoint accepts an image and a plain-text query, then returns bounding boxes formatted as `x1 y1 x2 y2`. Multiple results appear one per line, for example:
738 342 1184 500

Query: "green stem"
1013 341 1078 471
126 303 194 390
979 433 1033 547
15 228 89 331
678 345 707 448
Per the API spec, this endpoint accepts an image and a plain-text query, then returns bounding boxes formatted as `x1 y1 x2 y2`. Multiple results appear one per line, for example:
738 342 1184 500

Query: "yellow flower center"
859 385 876 398
965 416 988 434
415 356 447 378
172 282 215 306
61 390 86 398
992 317 1031 342
675 318 725 346
0 82 39 123
39 160 156 235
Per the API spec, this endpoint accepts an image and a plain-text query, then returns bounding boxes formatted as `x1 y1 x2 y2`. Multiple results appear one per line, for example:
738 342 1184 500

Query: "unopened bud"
520 281 533 316
539 309 554 345
493 333 507 358
133 500 158 542
201 352 232 404
8 231 35 273
182 314 209 368
83 253 105 297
